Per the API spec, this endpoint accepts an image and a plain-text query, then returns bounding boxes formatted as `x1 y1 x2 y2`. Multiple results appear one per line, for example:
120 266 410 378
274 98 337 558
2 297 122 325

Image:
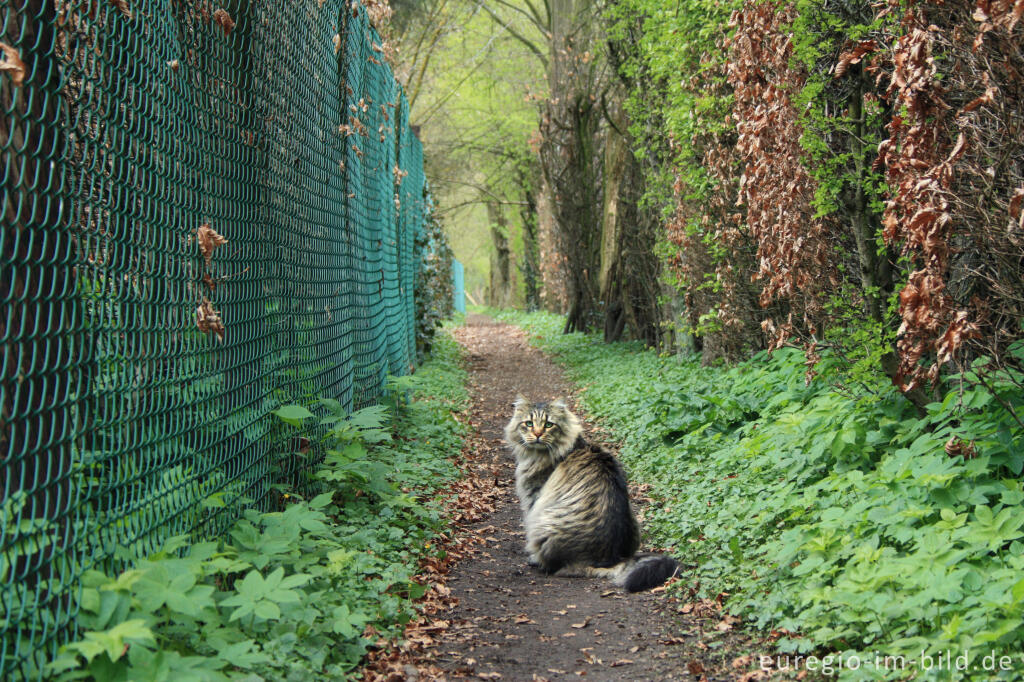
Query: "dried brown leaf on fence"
835 40 879 78
197 223 228 268
0 42 26 87
109 0 132 18
213 8 235 36
196 297 225 342
364 0 394 32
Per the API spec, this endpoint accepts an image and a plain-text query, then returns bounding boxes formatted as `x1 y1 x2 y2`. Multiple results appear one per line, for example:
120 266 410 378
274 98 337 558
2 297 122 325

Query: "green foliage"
790 0 895 220
604 0 740 214
498 309 1024 679
408 1 547 299
47 332 468 681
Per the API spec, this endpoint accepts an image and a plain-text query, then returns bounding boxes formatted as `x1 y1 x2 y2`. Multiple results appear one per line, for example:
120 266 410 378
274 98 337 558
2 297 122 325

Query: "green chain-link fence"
1 1 427 677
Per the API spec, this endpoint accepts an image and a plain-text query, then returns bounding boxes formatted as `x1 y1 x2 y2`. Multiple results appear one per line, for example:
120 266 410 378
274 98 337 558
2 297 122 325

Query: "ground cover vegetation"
496 309 1024 679
42 333 468 681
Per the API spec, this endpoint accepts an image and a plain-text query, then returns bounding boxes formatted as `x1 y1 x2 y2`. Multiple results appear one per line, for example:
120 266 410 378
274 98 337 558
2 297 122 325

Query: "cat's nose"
532 428 544 437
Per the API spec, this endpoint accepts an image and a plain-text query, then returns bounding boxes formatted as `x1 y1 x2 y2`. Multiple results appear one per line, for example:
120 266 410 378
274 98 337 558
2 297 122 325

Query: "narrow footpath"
366 315 770 681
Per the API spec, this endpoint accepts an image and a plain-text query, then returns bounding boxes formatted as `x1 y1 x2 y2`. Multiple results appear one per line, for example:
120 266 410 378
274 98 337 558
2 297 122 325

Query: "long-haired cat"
504 396 678 592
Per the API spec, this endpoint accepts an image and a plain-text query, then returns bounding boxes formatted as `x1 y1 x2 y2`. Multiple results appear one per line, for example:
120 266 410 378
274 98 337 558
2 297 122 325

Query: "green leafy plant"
498 309 1024 679
46 331 468 681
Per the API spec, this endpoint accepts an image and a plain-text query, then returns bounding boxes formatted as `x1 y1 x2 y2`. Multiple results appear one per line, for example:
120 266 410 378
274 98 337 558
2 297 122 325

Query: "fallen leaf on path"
688 660 705 675
570 617 591 629
609 659 634 667
732 654 754 668
419 619 450 631
716 614 740 631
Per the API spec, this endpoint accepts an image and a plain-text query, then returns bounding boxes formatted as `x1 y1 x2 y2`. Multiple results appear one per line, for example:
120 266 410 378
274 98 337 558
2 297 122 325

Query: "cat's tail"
576 553 680 593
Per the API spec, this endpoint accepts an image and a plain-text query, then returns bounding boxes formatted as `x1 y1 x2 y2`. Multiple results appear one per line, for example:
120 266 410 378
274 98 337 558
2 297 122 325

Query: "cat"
503 396 678 592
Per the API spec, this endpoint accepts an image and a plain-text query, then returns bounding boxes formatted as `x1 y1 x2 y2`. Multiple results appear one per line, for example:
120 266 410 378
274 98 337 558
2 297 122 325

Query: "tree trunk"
486 202 513 308
517 171 542 311
598 95 665 346
540 0 604 334
847 65 930 412
600 105 629 343
537 168 566 313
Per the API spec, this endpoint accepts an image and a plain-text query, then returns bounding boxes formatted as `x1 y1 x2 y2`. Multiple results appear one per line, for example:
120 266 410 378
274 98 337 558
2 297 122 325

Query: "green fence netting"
1 1 427 677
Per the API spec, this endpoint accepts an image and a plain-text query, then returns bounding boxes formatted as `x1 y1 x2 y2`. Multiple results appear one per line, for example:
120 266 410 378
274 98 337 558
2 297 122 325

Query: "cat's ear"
549 397 567 409
512 394 528 409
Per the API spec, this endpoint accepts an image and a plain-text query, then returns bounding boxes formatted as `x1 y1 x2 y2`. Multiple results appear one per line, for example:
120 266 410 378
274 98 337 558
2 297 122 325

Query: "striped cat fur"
504 396 678 592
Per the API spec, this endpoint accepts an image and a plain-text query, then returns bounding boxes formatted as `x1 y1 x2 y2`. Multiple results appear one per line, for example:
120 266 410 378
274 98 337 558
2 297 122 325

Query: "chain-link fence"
1 1 426 677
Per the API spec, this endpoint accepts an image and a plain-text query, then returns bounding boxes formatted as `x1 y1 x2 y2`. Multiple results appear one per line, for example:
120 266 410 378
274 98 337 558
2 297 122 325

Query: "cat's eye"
544 421 554 428
523 420 533 427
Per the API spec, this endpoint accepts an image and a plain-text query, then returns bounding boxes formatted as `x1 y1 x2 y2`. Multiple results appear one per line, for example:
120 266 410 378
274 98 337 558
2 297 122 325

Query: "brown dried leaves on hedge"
726 0 835 352
664 48 763 362
879 0 1023 388
676 0 1023 387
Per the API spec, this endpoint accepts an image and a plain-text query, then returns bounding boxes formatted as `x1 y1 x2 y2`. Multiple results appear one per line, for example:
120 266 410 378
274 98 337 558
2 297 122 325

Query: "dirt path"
400 315 765 682
363 314 770 681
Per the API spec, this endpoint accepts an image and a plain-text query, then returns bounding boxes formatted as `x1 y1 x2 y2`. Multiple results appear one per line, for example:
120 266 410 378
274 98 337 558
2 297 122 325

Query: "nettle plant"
46 374 463 681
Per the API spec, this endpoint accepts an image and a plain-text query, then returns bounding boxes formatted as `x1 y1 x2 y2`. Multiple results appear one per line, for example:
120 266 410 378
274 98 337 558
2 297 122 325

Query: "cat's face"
507 396 576 451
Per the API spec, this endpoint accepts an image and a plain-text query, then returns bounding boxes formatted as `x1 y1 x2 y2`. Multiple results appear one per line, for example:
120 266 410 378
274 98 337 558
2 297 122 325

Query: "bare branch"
431 177 529 205
522 0 550 34
473 0 548 69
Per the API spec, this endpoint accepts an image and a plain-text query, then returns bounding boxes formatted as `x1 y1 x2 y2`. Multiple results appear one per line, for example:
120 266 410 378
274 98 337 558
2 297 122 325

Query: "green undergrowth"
493 309 1024 680
46 331 468 681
